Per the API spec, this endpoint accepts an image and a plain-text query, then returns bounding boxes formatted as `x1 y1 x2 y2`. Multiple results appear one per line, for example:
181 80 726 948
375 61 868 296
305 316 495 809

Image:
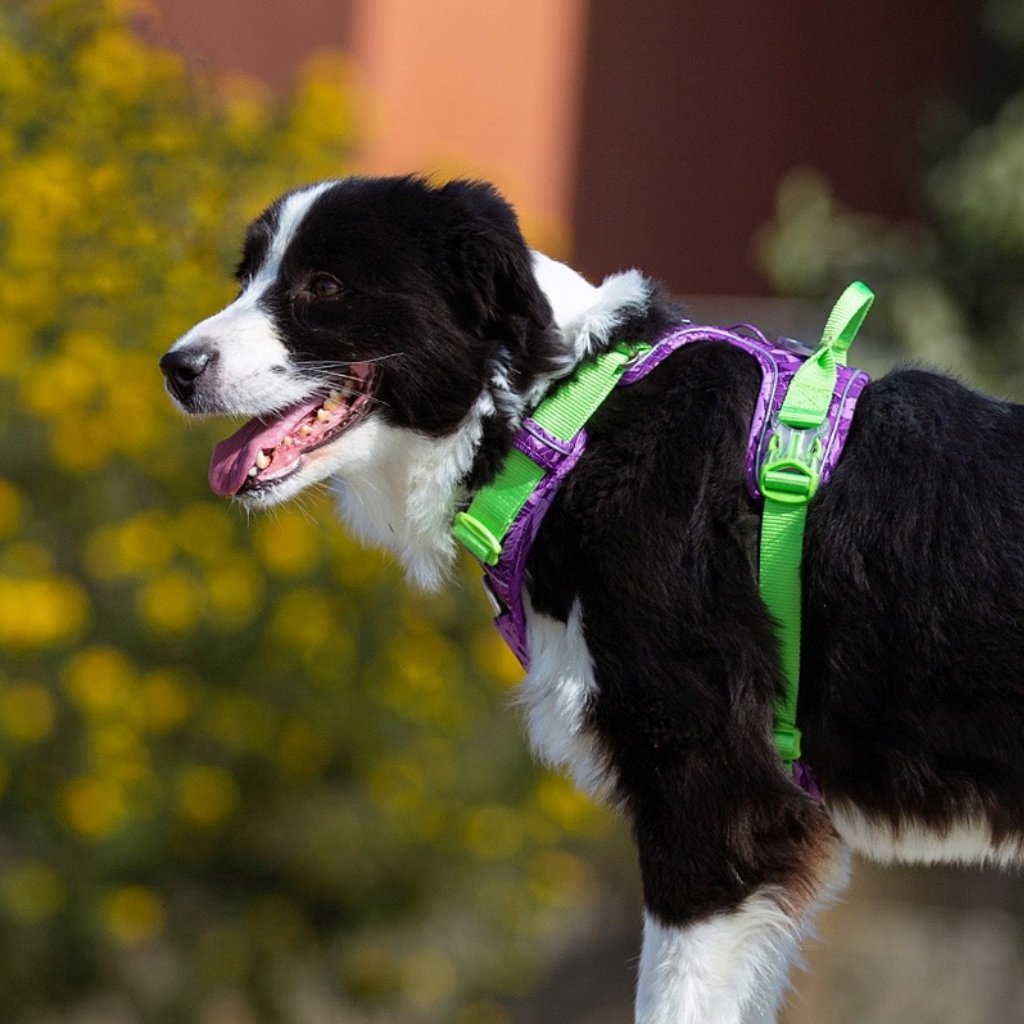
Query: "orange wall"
349 0 588 250
147 0 972 294
150 0 588 252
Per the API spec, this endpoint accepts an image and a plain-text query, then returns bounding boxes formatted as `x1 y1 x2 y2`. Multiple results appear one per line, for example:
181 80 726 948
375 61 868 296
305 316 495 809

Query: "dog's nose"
160 345 215 403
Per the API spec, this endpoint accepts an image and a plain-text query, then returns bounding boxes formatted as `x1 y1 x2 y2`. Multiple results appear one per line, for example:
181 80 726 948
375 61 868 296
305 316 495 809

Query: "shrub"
0 3 608 1021
759 3 1024 396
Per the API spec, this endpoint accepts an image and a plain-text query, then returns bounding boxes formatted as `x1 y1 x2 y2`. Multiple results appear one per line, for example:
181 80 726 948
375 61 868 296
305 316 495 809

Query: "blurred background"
2 0 1024 1022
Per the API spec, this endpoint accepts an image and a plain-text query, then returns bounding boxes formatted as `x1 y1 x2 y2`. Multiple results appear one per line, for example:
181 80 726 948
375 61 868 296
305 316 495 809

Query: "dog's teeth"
299 424 313 436
316 408 331 422
282 436 294 447
323 391 343 411
255 451 271 470
248 466 258 478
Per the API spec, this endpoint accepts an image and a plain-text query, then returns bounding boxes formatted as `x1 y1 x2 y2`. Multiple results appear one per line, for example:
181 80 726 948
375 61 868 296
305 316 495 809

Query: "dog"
160 175 1024 1023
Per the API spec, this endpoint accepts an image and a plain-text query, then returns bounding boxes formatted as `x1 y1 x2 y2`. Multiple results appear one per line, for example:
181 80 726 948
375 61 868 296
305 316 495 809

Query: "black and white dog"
161 176 1024 1024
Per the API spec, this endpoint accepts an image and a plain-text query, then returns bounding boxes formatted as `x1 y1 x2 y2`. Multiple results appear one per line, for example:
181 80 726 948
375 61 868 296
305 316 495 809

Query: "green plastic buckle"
759 424 823 506
760 459 820 505
452 511 503 566
774 725 802 765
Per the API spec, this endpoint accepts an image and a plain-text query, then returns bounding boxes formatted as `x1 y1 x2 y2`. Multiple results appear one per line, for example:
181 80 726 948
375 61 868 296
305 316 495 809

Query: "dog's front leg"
630 772 845 1024
635 889 804 1024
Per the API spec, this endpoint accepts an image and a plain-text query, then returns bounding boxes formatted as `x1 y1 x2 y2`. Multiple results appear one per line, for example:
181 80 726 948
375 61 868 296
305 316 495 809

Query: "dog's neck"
331 255 661 591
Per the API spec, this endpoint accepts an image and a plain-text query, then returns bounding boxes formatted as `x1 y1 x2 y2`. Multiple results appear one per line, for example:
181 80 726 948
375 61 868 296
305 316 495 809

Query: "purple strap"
477 325 871 798
483 419 589 668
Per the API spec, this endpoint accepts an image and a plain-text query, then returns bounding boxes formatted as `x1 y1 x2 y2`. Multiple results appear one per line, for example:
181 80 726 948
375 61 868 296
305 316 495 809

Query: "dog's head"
160 176 561 511
161 175 662 586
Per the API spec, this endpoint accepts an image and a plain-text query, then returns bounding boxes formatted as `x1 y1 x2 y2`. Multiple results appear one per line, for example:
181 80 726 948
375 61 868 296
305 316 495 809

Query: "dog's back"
803 368 1024 860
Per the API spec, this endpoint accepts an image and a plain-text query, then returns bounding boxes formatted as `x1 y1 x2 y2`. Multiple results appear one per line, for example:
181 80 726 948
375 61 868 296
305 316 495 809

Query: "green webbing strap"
453 343 650 565
759 282 873 771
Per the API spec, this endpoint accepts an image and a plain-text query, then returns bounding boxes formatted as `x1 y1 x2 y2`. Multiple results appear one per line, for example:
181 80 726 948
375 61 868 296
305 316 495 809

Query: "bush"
0 3 609 1021
759 0 1024 396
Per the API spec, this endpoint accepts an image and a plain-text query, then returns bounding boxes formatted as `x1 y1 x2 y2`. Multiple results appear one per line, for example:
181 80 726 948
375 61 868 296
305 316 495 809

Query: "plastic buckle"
759 421 825 506
774 724 802 766
453 511 503 565
617 341 653 371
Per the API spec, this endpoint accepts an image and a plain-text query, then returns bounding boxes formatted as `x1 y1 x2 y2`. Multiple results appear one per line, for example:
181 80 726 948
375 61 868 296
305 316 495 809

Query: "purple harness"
476 324 871 794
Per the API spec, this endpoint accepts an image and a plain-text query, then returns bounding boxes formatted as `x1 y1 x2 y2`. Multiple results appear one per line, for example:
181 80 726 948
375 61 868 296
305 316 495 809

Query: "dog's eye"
309 273 343 300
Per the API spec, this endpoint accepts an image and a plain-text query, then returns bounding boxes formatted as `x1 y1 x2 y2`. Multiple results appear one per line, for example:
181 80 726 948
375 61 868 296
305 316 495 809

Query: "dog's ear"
441 180 553 340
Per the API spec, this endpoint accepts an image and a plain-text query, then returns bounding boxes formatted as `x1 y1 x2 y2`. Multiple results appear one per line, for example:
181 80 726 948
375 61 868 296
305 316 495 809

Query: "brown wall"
572 0 976 294
148 0 975 296
148 0 355 86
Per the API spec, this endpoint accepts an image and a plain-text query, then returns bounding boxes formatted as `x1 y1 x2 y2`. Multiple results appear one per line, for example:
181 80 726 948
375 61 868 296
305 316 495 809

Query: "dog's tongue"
209 419 275 496
208 395 324 496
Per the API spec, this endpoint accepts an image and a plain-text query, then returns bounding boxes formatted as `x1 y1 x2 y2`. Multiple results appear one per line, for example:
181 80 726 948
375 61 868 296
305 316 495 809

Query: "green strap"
454 343 650 565
759 282 873 771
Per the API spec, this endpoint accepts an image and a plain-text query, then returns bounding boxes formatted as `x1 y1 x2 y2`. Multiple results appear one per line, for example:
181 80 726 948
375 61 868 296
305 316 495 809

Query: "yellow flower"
0 39 47 102
0 478 23 538
465 805 523 860
60 776 127 839
253 510 320 575
245 895 308 951
0 575 89 647
526 849 591 908
63 646 134 715
0 681 55 742
173 502 235 562
471 626 524 689
341 944 400 1003
379 627 465 728
204 555 264 630
270 586 337 649
194 923 252 985
175 765 239 825
1 863 66 922
50 416 114 472
0 318 31 375
104 884 165 944
219 73 272 148
22 351 97 419
367 756 425 816
533 772 608 838
137 569 202 633
74 28 158 105
132 669 192 733
203 692 274 753
286 53 356 170
275 718 331 777
455 1002 513 1024
1 541 52 575
401 948 457 1010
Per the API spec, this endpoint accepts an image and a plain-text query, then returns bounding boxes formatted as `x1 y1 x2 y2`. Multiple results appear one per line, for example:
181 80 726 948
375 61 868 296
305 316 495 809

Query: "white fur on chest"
517 597 616 799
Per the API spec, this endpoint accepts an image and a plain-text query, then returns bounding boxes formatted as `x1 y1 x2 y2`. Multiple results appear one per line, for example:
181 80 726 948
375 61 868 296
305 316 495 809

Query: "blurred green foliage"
760 0 1024 397
0 2 611 1021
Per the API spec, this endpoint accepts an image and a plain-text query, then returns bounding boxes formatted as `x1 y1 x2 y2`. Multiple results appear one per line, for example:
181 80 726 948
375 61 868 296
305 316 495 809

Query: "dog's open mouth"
208 364 377 497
